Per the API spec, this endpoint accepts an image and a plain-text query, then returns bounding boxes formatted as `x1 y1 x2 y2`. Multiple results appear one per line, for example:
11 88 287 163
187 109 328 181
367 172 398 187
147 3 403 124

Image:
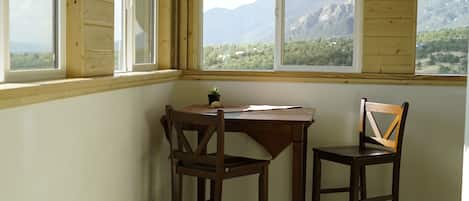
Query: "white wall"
172 80 466 201
0 82 174 201
460 43 469 201
463 84 469 200
0 80 465 201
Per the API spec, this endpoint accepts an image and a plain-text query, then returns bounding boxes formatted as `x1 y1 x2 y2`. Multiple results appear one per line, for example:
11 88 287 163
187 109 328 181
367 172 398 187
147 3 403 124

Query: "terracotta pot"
208 94 220 105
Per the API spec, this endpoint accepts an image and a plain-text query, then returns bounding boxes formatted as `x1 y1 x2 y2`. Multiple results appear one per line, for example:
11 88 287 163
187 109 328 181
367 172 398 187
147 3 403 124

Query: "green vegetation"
204 27 469 75
416 27 468 74
10 52 54 70
203 37 353 70
203 43 274 70
284 37 353 66
7 27 469 75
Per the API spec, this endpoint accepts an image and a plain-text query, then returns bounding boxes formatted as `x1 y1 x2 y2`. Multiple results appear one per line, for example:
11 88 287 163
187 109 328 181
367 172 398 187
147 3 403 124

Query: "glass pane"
283 0 354 67
416 0 469 75
114 0 125 71
134 0 155 64
9 0 56 70
202 0 274 70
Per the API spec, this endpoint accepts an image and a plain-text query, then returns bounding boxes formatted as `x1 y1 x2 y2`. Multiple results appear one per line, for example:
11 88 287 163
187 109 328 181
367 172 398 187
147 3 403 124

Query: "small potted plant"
208 87 221 106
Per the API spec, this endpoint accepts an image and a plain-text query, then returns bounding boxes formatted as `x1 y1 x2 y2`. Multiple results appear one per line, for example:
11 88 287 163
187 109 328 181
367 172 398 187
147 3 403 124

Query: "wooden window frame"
414 0 469 76
274 0 363 73
0 0 66 82
116 0 159 73
194 0 363 73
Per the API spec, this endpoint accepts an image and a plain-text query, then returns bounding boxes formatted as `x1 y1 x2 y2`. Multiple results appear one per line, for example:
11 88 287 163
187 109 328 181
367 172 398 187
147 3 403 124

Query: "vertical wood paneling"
364 19 414 37
364 0 414 18
158 0 172 69
362 0 417 74
364 37 413 56
187 0 202 70
67 0 115 77
178 0 189 70
65 0 419 74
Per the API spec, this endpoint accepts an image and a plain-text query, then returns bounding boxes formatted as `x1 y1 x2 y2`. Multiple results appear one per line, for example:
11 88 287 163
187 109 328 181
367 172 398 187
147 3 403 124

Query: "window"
0 0 66 82
115 0 125 72
416 0 469 75
114 0 158 72
202 0 361 72
134 0 155 65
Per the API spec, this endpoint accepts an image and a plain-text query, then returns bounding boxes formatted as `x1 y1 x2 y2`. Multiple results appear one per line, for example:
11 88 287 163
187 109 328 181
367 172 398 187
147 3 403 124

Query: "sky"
10 0 53 49
10 0 255 47
204 0 256 12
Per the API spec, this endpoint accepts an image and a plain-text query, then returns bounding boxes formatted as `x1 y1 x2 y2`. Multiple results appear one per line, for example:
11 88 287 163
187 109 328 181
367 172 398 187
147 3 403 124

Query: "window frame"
201 0 363 73
414 0 468 76
116 0 158 73
275 0 363 73
0 0 66 82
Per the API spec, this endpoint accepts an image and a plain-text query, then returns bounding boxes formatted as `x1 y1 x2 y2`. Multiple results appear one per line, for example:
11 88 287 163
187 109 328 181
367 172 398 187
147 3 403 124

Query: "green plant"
209 87 221 96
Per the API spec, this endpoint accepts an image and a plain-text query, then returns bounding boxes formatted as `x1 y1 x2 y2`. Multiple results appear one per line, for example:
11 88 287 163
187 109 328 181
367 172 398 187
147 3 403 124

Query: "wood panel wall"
182 0 419 74
66 0 419 75
362 0 417 74
158 0 173 69
67 0 115 77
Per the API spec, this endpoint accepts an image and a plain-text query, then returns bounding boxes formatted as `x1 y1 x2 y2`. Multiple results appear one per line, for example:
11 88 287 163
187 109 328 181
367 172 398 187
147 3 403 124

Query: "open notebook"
204 105 302 113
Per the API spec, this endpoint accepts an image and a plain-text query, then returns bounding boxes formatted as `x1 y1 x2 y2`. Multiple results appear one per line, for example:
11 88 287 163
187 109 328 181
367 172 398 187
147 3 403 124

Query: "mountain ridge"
204 0 469 45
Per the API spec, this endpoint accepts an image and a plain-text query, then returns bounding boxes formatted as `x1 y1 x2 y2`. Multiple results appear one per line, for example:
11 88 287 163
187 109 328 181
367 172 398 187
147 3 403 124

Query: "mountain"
204 0 469 45
203 0 352 45
417 0 469 32
10 42 52 53
203 0 275 45
286 2 354 41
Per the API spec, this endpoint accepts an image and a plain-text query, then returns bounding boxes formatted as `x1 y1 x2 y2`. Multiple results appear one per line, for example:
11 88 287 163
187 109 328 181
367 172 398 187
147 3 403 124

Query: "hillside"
204 0 469 45
286 2 354 41
417 0 469 32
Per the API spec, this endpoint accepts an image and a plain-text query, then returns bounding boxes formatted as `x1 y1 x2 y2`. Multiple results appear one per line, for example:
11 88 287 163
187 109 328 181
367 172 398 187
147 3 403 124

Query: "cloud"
9 0 54 46
204 0 256 12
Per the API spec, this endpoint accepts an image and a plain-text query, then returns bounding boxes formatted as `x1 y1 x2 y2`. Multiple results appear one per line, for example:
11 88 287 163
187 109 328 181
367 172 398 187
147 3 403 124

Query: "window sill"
182 70 467 86
0 69 181 109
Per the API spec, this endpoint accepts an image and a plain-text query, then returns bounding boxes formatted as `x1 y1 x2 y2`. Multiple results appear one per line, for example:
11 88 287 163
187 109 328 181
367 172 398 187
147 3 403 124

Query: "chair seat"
313 146 396 163
177 154 269 178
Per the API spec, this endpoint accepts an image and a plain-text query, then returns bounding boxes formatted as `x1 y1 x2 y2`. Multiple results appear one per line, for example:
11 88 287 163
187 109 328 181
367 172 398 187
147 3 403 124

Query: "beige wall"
0 82 174 201
172 80 466 201
462 78 469 200
0 80 465 201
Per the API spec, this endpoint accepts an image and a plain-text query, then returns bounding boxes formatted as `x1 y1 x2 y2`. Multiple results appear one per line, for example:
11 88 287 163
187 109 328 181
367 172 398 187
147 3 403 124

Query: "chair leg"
170 160 178 201
210 180 215 201
213 179 223 201
312 151 321 201
175 173 183 201
360 166 367 200
259 165 268 201
392 161 401 201
349 163 360 201
198 178 206 201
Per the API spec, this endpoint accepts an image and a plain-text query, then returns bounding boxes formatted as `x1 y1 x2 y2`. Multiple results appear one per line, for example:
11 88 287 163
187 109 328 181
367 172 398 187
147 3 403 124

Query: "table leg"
292 125 307 201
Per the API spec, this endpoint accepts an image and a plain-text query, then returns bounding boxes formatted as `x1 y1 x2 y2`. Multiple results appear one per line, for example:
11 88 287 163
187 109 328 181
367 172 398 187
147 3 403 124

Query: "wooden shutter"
362 0 417 74
67 0 115 77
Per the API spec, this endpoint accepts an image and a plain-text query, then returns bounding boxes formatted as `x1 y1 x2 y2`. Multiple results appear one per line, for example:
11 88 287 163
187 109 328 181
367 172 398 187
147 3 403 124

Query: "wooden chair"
312 98 409 201
165 105 270 201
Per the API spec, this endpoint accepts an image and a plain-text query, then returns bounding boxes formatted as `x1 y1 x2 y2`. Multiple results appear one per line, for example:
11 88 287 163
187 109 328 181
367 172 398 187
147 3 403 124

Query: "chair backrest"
359 98 409 154
165 105 225 171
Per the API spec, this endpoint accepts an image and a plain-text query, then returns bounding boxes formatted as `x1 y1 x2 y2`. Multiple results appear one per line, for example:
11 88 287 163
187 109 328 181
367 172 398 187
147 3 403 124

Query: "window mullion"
0 0 9 80
125 0 134 71
132 0 158 71
353 0 363 73
4 0 65 82
274 0 284 71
